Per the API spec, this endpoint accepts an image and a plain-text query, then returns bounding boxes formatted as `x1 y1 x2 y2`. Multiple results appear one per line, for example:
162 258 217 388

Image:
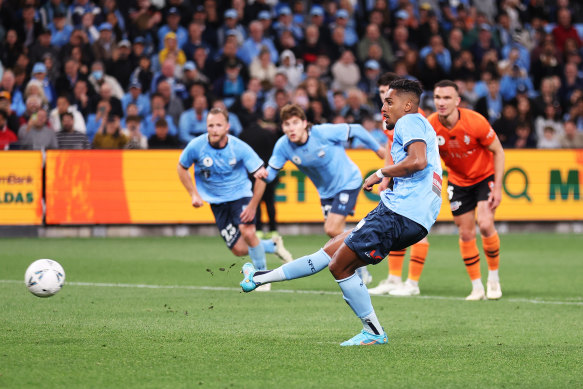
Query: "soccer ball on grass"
24 259 66 297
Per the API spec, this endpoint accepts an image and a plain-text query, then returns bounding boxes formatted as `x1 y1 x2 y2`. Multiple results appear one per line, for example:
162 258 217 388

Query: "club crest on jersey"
464 135 470 145
450 201 462 212
292 155 302 165
437 135 446 146
202 157 213 167
228 158 236 166
318 149 325 158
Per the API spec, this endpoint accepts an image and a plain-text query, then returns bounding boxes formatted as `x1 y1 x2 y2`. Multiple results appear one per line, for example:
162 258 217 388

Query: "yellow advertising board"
42 149 583 225
274 149 583 222
0 151 43 225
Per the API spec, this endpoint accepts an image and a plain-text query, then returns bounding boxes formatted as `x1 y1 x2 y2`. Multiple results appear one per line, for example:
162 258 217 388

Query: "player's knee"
324 224 342 238
477 218 495 236
459 228 476 242
328 258 341 279
231 245 247 257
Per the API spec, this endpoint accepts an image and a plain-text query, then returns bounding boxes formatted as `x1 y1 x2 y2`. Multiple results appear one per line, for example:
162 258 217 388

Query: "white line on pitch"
3 279 583 306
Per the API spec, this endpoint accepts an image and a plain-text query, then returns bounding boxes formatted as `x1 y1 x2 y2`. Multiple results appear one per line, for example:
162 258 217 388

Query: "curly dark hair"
388 79 423 104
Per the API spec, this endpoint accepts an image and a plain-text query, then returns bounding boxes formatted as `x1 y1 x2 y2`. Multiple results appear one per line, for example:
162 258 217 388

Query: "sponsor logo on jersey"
450 200 462 211
228 158 236 165
318 149 325 158
464 135 470 145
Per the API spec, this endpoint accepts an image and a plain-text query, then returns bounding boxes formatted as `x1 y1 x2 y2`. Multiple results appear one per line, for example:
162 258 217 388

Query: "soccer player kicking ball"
240 80 442 345
428 80 505 300
369 72 431 297
177 108 293 292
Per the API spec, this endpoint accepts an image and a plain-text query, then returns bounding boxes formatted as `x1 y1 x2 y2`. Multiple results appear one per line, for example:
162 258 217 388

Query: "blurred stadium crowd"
0 0 583 150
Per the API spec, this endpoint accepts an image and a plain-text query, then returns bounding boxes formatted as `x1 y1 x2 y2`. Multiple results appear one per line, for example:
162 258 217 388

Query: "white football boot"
389 280 420 296
368 277 403 295
486 280 502 300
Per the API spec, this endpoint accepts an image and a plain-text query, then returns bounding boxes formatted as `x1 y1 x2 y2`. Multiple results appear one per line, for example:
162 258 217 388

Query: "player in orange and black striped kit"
368 73 431 297
427 80 505 300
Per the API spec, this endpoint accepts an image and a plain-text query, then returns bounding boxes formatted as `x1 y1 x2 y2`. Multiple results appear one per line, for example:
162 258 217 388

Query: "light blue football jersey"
179 135 264 204
381 113 443 232
267 124 377 199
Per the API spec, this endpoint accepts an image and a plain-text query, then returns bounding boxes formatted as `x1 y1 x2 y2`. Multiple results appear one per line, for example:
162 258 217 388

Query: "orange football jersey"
427 108 496 187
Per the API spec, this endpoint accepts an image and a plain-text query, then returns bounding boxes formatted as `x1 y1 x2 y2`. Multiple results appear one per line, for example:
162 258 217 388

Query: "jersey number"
447 185 454 201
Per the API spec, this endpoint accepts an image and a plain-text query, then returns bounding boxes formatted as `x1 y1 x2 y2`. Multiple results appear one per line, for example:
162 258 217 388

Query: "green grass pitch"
1 233 582 388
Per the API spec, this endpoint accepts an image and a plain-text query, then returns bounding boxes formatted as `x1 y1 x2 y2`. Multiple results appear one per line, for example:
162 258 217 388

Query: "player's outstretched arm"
487 136 505 210
363 141 427 191
348 124 385 159
177 164 204 208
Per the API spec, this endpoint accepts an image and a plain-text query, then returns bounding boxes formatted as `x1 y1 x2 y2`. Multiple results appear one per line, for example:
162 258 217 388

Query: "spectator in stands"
493 103 519 147
72 79 94 119
0 91 20 135
276 50 302 90
340 89 372 124
29 28 60 70
86 99 110 141
559 62 583 108
0 109 18 150
213 59 245 108
17 4 43 48
157 80 183 128
333 9 357 47
238 20 278 66
30 63 56 108
18 108 58 150
420 34 452 74
157 7 187 51
471 24 498 66
327 26 351 63
533 77 561 115
351 114 386 149
537 126 562 149
331 50 360 91
560 119 583 148
508 121 537 149
92 23 117 62
419 52 449 91
475 76 503 123
357 23 394 66
0 30 23 70
142 93 178 138
273 5 302 41
358 60 381 103
0 70 25 117
158 31 187 66
552 7 582 53
56 111 90 149
500 64 535 101
95 82 123 118
49 12 73 48
179 94 208 144
232 90 260 126
107 39 133 90
24 79 49 110
183 22 212 63
531 34 562 90
297 24 325 65
123 115 148 149
535 104 564 140
88 61 124 100
121 80 150 119
148 117 182 149
92 114 128 149
249 47 277 85
55 59 85 99
49 95 87 133
217 9 246 48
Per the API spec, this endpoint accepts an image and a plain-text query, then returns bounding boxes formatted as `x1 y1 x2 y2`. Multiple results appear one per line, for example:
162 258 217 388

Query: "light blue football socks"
261 239 276 254
337 273 383 336
248 243 267 271
253 248 331 285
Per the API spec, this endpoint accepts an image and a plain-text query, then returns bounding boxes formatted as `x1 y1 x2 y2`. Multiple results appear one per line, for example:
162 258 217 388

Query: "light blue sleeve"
348 124 381 151
236 138 264 173
265 166 279 183
399 115 427 151
265 137 288 183
178 139 198 169
314 123 350 144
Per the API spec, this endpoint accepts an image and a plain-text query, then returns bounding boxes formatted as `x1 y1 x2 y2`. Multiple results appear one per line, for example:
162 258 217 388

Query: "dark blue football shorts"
344 201 428 265
320 187 360 218
210 197 255 249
